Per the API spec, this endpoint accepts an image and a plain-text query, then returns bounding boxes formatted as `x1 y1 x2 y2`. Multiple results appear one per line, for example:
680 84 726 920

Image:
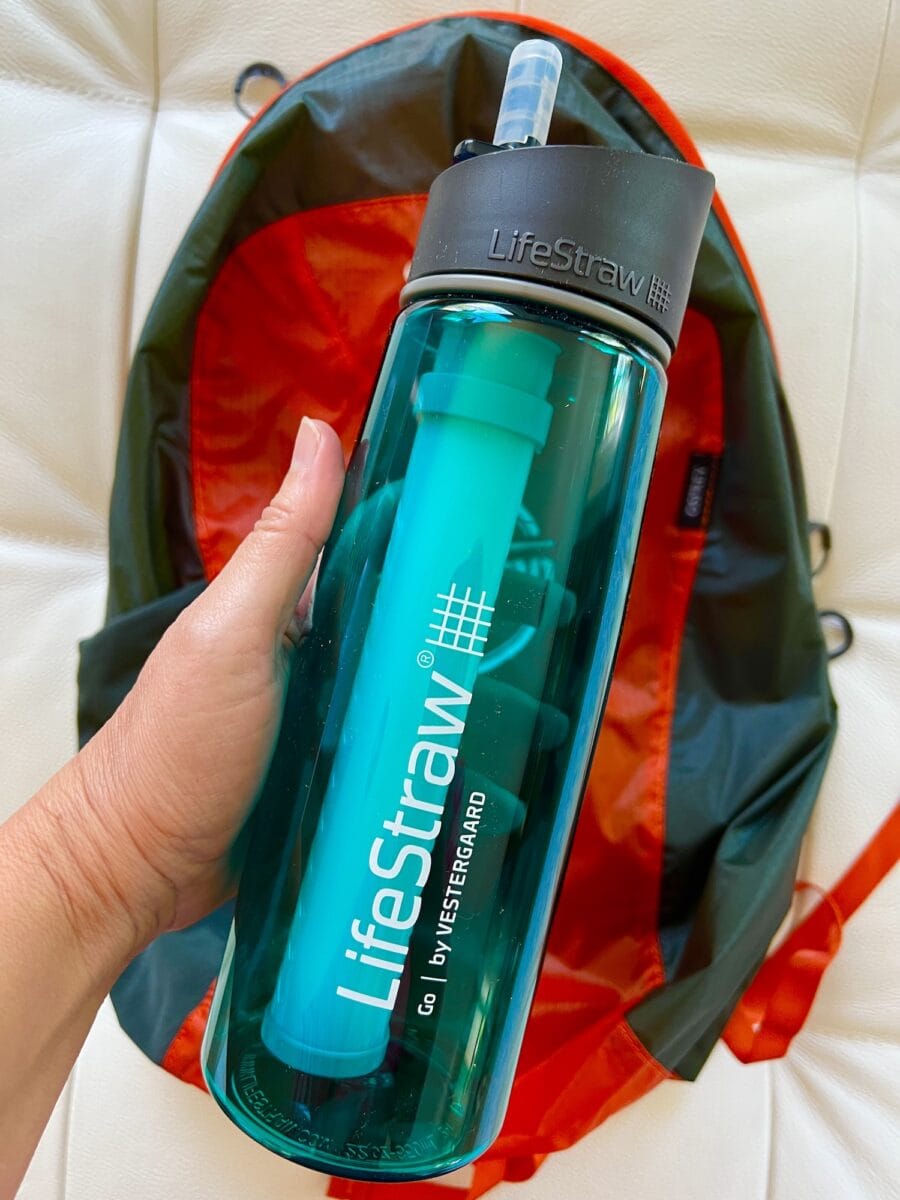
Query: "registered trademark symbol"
417 649 435 669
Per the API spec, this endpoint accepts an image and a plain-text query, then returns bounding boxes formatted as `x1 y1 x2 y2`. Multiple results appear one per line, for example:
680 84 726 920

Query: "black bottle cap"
407 145 715 352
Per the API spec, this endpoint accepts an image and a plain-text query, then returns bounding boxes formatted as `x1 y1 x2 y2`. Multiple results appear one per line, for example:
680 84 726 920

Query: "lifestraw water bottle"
203 40 713 1180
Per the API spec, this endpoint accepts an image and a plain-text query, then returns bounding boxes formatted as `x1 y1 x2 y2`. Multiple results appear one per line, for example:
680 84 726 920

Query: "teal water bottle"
203 40 713 1181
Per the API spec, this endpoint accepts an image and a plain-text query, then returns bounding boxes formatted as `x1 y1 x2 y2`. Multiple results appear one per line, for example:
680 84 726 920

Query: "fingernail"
291 417 322 472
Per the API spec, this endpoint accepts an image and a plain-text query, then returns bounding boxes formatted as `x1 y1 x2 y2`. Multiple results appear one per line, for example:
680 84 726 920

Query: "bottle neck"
398 272 672 369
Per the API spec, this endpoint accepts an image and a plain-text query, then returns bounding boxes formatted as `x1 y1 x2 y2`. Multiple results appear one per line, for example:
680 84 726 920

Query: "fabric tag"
678 452 721 529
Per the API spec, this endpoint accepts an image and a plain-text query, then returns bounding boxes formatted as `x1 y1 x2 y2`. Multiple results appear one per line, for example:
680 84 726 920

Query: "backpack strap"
723 801 900 1062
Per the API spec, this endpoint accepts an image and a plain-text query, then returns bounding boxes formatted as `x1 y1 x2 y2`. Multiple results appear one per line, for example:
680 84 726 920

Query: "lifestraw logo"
487 227 668 306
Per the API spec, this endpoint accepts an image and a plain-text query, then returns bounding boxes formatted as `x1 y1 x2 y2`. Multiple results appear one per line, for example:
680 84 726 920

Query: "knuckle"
253 497 294 537
253 501 324 565
166 602 220 662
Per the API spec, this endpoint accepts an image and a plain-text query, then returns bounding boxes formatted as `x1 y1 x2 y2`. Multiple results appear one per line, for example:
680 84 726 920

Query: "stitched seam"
821 164 861 530
705 145 866 171
0 424 105 525
702 144 869 170
856 0 894 160
823 0 894 525
123 0 160 359
794 1026 900 1044
763 1061 775 1200
0 526 105 553
820 604 900 622
0 70 150 108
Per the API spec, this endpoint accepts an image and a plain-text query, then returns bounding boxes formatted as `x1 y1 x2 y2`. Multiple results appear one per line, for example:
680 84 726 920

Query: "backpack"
78 13 890 1197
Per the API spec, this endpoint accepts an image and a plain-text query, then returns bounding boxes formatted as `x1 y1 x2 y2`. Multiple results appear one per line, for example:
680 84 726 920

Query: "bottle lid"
406 145 715 352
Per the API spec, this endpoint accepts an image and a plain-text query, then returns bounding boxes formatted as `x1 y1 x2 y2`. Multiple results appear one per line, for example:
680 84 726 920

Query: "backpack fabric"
77 13 837 1195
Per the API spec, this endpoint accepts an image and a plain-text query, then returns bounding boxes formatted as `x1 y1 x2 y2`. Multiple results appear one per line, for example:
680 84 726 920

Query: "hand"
0 417 344 1194
32 416 346 962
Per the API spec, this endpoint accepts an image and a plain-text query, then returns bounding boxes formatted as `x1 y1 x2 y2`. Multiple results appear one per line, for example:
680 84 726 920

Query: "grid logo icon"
647 274 672 313
426 584 495 658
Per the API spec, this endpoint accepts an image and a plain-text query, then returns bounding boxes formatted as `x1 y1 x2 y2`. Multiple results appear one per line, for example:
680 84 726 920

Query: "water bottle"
203 40 713 1181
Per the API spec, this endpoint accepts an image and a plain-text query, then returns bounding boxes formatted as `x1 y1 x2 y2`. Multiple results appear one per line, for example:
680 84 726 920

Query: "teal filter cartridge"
203 39 714 1182
261 321 559 1077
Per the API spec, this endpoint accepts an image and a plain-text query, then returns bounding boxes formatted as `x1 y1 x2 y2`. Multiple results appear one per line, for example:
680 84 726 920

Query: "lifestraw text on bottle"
488 227 660 301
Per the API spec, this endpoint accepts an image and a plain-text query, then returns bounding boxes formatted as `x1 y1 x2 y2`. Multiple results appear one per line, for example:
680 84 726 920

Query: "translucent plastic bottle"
203 41 713 1182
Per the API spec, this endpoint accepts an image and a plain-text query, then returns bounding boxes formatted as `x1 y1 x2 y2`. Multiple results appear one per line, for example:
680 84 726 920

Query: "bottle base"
202 1053 492 1183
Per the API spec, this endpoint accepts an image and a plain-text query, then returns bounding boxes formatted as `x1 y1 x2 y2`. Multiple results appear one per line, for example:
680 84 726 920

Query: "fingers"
205 418 346 642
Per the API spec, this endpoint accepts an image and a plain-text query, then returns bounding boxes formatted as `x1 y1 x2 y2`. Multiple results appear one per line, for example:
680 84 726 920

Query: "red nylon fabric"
161 980 215 1088
191 194 427 575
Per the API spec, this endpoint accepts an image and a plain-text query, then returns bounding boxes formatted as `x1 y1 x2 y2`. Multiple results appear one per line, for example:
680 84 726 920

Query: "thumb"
205 418 346 643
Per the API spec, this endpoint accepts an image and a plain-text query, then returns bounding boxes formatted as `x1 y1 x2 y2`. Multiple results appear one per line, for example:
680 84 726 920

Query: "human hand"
37 416 345 963
0 417 344 1191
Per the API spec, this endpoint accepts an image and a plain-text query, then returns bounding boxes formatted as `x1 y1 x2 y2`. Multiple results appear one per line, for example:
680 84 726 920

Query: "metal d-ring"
819 609 854 659
808 520 832 577
233 62 287 119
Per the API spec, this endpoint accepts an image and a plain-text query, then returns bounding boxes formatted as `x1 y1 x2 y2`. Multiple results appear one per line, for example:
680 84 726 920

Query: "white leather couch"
3 2 898 1197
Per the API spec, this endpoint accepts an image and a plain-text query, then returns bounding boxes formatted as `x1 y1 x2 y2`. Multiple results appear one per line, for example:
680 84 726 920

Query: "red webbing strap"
724 801 900 1063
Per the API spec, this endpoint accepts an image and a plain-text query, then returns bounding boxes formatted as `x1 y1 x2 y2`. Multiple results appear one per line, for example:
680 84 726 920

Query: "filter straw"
492 39 563 147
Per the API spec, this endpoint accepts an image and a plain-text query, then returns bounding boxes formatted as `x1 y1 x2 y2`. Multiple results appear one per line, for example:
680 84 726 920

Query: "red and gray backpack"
77 13 897 1198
